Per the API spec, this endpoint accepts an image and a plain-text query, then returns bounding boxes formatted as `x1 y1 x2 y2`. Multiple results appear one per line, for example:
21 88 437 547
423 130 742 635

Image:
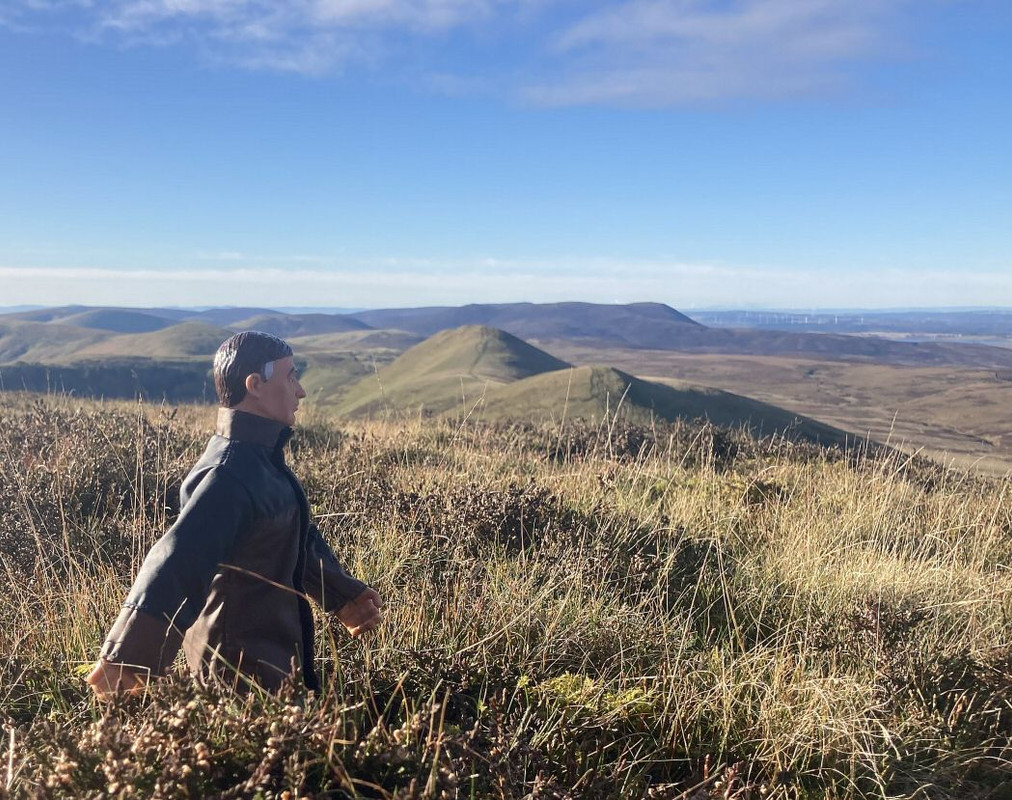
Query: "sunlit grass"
1 394 1010 798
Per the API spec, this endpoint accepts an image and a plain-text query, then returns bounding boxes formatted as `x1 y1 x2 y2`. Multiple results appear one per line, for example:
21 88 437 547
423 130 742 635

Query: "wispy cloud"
7 0 511 73
525 0 913 106
4 261 1011 309
6 0 933 104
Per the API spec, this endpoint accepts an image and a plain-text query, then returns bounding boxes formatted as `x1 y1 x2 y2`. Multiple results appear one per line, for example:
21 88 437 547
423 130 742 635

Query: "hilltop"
335 325 571 417
331 326 850 446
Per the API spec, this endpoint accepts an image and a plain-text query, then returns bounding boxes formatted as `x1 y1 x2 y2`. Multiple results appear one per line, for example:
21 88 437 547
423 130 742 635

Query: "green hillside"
299 352 395 404
0 359 214 401
291 329 423 353
0 320 110 363
187 307 278 326
56 308 176 333
73 322 233 359
229 313 370 338
335 325 571 417
469 365 852 444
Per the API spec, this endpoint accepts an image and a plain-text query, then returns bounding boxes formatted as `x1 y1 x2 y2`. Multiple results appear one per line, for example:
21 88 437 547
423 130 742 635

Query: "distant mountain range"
692 309 1012 336
5 301 1010 369
340 302 1012 367
12 300 1012 453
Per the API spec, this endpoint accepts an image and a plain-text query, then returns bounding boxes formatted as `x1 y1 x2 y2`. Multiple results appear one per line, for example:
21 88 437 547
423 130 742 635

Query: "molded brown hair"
213 331 293 407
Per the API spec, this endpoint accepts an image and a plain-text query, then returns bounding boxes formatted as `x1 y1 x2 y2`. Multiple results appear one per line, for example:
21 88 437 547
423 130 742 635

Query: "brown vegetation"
1 395 1011 798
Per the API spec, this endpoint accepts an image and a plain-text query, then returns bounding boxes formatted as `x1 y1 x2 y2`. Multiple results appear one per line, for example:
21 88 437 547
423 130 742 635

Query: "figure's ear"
244 372 262 397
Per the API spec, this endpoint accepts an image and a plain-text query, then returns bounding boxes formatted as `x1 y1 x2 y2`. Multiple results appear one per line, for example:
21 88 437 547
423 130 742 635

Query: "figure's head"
213 331 306 425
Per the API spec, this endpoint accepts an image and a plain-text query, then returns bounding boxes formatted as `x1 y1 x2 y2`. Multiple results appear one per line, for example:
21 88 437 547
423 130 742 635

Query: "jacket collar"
216 407 291 449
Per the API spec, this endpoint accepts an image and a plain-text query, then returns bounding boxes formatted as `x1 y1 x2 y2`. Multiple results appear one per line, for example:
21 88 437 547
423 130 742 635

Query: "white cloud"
6 0 934 104
525 0 913 106
3 261 1011 309
0 0 466 75
17 0 513 73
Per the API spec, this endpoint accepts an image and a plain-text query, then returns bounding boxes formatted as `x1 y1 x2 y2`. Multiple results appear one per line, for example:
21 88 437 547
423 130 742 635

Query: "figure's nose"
296 381 307 399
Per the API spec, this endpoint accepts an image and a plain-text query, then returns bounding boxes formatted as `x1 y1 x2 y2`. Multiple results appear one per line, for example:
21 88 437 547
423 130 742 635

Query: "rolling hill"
186 307 280 326
346 301 701 343
0 320 111 363
8 305 100 324
0 360 215 402
56 308 177 333
469 365 852 444
334 325 571 417
331 325 849 445
345 301 1012 369
228 312 371 338
8 305 187 327
12 302 1012 370
72 322 234 359
291 330 424 355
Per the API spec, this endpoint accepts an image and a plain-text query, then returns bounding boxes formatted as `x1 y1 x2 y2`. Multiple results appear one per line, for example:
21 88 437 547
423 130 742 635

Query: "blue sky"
1 0 1010 310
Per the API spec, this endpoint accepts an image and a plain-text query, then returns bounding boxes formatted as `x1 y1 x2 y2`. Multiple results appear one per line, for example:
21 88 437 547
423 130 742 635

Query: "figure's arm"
89 467 252 697
303 524 382 636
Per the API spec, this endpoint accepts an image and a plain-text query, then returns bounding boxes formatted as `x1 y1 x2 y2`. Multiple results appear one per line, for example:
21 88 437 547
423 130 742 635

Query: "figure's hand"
86 658 146 699
336 588 383 637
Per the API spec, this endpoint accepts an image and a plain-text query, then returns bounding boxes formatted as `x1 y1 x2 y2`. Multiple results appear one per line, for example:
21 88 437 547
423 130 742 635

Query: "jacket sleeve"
302 523 368 613
99 466 253 675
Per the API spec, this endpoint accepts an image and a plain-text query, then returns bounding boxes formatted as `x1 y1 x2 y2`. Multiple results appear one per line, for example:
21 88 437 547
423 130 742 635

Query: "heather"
1 396 1010 799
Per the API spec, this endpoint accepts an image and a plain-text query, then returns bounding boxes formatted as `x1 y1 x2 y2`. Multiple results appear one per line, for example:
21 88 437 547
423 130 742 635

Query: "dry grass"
1 394 1010 798
540 343 1012 475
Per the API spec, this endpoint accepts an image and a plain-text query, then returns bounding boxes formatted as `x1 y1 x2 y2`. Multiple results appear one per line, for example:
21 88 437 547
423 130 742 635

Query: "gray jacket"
100 408 367 691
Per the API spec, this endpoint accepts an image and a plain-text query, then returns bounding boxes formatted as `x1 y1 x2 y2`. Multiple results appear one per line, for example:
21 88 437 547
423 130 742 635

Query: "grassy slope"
56 308 177 333
228 312 371 338
0 319 111 363
71 321 233 359
335 325 571 417
546 343 1012 474
469 364 853 445
298 352 390 405
0 322 226 400
2 398 1011 798
291 329 423 352
185 307 278 326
